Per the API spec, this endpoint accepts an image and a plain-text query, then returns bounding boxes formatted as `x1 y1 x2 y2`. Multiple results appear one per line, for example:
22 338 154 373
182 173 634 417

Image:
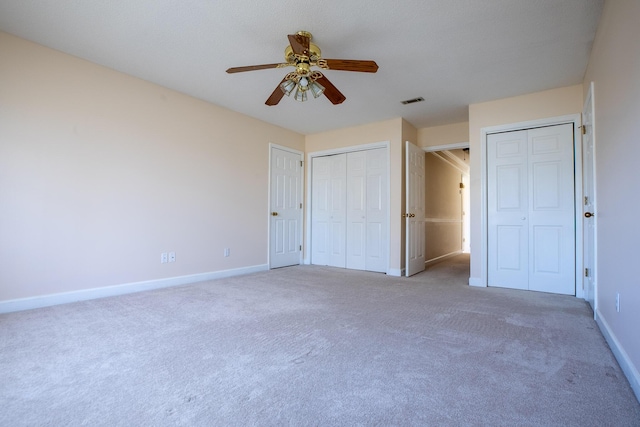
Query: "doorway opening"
424 143 470 266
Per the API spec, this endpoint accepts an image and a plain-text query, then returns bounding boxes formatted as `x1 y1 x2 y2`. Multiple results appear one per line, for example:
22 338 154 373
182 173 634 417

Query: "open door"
269 146 303 269
582 82 597 313
405 141 425 276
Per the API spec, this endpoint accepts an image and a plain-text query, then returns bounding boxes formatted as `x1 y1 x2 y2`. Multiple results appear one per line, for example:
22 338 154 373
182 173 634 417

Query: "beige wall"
583 0 640 387
305 118 404 274
424 153 463 261
467 84 583 281
417 122 469 148
0 32 304 301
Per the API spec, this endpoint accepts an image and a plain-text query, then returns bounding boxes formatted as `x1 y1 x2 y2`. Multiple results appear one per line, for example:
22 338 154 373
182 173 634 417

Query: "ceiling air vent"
401 97 424 105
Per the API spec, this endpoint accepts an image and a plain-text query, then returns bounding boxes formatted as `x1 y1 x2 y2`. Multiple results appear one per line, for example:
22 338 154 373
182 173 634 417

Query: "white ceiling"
0 0 603 135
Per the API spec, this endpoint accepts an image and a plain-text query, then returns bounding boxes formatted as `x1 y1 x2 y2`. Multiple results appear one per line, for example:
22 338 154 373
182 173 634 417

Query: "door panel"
405 141 425 276
347 151 366 270
582 83 596 311
311 156 331 266
364 148 388 273
488 131 528 288
527 124 575 294
270 147 302 268
311 154 346 268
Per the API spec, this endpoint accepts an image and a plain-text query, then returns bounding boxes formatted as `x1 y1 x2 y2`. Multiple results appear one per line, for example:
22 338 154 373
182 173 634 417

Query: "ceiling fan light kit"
226 31 378 106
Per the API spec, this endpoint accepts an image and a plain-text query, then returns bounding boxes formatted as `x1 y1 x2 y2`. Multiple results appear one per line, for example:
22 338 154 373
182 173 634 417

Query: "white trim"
440 150 470 173
424 218 463 223
307 141 389 158
469 277 484 287
425 250 463 267
305 141 391 275
0 264 269 314
596 310 640 402
429 151 469 175
424 142 469 152
268 143 304 269
388 268 403 277
480 114 583 296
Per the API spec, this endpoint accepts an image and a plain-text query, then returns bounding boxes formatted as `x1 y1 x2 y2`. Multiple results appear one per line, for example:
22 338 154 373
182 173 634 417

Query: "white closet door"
345 149 388 272
527 124 575 294
313 148 388 273
346 151 367 270
487 130 529 290
487 124 575 295
311 154 346 268
364 148 388 273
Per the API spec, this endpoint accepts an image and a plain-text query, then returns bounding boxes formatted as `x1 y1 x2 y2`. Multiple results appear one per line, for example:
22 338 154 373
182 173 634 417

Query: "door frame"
268 143 304 269
305 141 391 273
479 114 584 298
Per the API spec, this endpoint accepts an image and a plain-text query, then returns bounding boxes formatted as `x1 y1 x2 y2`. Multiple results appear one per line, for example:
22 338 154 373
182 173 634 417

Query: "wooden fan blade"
315 75 346 105
265 77 289 106
322 59 379 73
226 63 284 73
288 33 310 56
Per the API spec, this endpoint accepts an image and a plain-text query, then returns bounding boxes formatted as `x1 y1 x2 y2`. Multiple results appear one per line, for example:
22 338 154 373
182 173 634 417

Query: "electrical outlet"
161 253 168 263
169 252 176 262
224 248 230 257
616 292 620 313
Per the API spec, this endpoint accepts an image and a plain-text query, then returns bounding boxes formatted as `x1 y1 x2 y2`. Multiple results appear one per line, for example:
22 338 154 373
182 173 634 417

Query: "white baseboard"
387 268 403 277
0 264 269 314
469 277 485 287
596 309 640 403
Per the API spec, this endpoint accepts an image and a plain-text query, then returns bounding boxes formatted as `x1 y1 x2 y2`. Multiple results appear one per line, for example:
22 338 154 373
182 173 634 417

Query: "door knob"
271 212 278 216
584 212 594 218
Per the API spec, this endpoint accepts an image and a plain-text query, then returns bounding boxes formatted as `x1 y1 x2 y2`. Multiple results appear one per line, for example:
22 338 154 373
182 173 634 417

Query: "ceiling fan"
226 31 378 106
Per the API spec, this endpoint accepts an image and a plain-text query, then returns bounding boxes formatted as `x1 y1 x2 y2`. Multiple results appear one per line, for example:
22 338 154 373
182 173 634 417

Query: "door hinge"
299 245 302 251
300 160 303 167
300 202 302 209
581 125 587 135
585 268 590 277
584 196 589 205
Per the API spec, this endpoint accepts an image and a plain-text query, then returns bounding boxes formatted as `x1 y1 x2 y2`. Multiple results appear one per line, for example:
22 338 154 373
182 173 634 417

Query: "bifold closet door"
312 148 388 272
311 154 347 268
346 148 388 273
487 123 575 295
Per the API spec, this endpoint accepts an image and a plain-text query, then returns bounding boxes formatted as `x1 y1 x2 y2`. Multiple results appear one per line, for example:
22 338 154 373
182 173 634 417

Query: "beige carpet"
1 254 639 426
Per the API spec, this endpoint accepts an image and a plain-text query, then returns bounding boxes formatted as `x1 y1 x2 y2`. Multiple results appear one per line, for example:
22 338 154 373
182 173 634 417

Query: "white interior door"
487 124 575 295
311 154 346 268
269 147 302 269
582 83 597 311
405 141 425 276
